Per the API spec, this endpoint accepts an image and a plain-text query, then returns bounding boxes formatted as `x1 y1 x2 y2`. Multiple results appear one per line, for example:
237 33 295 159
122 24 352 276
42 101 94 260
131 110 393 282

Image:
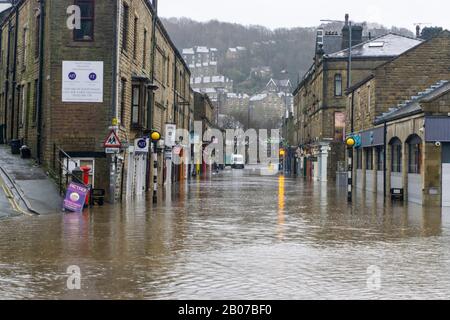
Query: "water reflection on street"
1 171 450 299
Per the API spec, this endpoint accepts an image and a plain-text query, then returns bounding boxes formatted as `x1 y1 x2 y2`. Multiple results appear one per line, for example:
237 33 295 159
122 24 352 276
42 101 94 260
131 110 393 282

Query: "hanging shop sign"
165 124 177 147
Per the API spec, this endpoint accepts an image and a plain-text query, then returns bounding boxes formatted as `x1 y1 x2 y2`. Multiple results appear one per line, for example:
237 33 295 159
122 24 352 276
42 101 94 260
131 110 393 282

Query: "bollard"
80 166 91 206
347 148 353 202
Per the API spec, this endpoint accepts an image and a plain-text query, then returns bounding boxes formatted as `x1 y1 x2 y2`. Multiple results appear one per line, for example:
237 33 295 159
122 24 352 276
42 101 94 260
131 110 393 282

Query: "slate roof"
374 80 450 124
326 33 423 59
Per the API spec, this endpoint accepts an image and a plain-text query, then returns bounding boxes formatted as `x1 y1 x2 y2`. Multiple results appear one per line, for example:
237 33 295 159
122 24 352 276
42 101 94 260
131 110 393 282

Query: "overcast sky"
158 0 450 31
0 1 448 31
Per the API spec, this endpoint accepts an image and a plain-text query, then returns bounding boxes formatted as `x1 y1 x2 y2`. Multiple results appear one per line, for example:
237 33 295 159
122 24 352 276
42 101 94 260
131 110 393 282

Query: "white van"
232 154 245 169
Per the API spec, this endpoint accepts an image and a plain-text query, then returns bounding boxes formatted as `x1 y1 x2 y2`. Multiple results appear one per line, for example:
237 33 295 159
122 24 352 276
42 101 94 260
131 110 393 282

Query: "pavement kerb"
0 164 40 216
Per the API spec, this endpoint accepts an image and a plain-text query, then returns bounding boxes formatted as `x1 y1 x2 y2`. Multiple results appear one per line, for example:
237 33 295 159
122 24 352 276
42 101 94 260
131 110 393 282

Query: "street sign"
134 138 149 153
104 130 121 148
105 148 120 154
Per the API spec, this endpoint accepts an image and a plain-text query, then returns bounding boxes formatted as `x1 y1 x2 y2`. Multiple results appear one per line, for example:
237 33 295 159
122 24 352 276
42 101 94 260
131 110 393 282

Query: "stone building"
292 18 422 182
345 31 450 206
182 46 218 78
248 92 285 129
0 0 192 202
222 92 249 114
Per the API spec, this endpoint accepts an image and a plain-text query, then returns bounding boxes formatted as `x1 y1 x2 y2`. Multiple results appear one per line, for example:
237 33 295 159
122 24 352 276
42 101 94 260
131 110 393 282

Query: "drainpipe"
3 19 12 143
36 0 46 164
112 0 119 124
10 3 19 140
148 1 157 131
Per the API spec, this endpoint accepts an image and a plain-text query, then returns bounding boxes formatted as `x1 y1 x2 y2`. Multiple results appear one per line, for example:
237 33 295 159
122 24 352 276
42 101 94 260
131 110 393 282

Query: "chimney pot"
416 25 421 38
345 14 349 26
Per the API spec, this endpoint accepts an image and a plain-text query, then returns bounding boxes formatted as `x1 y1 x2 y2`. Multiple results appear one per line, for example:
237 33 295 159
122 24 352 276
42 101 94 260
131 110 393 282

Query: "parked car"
231 154 245 169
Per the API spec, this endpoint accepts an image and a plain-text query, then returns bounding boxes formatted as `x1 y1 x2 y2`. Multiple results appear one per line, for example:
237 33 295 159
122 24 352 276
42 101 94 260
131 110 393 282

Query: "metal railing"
51 144 85 195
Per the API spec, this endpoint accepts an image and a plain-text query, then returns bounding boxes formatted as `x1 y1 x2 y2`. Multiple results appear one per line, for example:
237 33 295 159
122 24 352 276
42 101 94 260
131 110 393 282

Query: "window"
74 0 95 41
143 29 147 68
408 136 422 174
119 78 127 126
365 148 373 170
22 27 28 69
20 84 27 127
32 80 38 124
390 138 402 173
34 15 40 58
131 85 140 126
334 74 342 96
121 3 129 51
133 16 138 59
376 146 384 171
356 149 362 170
334 112 345 141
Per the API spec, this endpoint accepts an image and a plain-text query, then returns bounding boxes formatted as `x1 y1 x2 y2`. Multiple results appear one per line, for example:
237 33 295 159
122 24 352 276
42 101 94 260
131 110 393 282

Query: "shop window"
356 149 362 170
408 135 422 174
376 146 384 171
365 148 373 170
390 138 402 173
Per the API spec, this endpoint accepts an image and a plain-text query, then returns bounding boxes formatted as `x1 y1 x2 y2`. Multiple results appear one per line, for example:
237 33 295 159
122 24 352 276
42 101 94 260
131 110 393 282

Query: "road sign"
105 148 120 154
134 138 149 153
104 130 121 148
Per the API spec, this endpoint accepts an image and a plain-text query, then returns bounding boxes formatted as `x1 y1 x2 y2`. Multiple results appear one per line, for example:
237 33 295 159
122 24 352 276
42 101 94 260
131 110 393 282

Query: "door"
442 143 450 207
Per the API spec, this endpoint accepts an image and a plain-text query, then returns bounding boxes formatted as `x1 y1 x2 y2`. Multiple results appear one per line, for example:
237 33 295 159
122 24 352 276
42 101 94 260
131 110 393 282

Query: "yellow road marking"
1 184 33 216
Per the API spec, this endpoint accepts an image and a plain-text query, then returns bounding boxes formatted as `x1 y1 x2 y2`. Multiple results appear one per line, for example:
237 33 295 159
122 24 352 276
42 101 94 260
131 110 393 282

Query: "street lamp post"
321 15 354 201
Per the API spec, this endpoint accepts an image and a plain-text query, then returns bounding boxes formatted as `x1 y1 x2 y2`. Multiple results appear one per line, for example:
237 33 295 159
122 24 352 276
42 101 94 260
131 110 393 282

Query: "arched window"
334 74 342 96
407 135 422 174
390 138 402 173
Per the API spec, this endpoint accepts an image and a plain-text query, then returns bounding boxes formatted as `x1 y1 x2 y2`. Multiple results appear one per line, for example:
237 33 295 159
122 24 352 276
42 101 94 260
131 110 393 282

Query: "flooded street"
1 171 450 300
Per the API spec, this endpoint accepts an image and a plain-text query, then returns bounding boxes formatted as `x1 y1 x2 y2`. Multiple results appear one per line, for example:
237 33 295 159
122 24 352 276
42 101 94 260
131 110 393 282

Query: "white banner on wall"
62 61 104 103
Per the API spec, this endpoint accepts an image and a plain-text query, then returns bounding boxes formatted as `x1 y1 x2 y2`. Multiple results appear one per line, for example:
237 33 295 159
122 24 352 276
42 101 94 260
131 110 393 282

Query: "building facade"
292 24 422 182
0 0 192 202
346 31 450 206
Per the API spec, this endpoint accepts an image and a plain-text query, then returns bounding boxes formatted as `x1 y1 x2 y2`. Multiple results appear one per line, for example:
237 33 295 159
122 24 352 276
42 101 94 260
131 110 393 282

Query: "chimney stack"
341 14 363 50
153 0 158 13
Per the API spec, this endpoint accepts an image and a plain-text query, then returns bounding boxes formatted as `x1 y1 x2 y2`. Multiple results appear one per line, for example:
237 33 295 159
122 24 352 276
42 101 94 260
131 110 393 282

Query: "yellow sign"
346 137 356 147
112 118 119 126
279 149 286 157
151 131 161 141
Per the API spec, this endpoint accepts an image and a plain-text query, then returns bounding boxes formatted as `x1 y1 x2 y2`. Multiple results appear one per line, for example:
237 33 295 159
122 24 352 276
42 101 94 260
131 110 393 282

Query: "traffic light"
279 148 286 157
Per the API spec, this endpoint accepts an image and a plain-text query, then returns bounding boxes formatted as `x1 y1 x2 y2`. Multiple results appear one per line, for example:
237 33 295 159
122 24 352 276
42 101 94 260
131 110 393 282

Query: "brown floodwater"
1 170 450 299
